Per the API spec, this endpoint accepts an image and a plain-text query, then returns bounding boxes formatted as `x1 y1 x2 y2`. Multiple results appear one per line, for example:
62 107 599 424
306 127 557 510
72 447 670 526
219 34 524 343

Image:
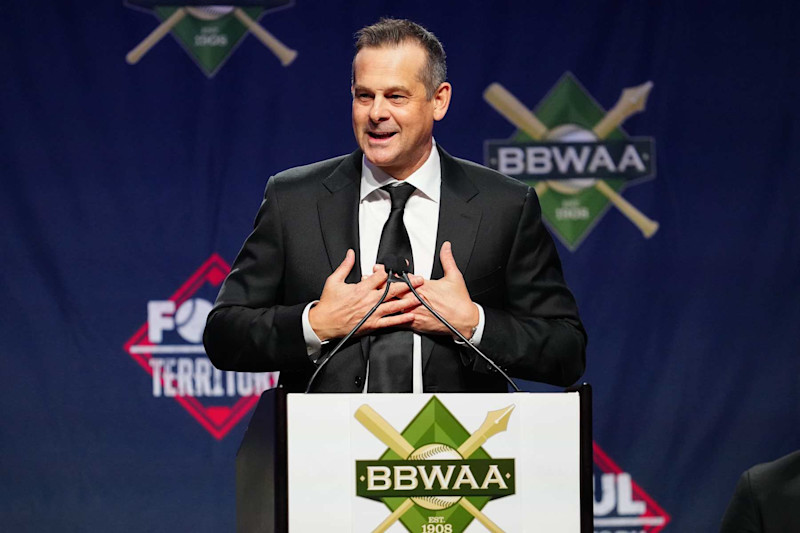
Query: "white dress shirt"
302 142 484 392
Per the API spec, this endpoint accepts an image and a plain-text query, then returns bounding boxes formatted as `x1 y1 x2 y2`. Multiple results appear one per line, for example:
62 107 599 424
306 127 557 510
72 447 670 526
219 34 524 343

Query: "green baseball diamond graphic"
356 397 515 532
485 73 657 250
125 2 295 77
154 7 265 76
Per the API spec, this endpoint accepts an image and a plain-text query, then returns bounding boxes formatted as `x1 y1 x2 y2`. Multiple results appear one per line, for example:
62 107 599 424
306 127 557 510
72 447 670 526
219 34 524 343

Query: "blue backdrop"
2 1 798 531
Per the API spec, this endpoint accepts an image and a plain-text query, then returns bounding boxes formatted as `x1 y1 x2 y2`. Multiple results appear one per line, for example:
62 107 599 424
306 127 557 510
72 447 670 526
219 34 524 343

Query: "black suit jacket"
203 146 586 392
720 450 800 532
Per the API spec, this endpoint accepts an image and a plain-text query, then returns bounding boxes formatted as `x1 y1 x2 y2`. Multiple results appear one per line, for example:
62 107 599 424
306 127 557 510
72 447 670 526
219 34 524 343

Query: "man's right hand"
308 249 422 341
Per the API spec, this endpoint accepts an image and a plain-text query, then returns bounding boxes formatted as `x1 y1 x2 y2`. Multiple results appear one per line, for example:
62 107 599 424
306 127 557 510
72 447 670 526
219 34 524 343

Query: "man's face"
351 42 451 180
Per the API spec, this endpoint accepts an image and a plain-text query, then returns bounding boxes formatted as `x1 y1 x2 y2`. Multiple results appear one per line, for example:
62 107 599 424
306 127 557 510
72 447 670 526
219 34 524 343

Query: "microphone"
396 269 520 393
380 254 408 277
304 255 401 393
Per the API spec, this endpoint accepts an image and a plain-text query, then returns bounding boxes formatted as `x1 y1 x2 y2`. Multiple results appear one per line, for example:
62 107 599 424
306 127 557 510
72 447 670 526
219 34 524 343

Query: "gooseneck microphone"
304 255 405 393
379 254 408 278
304 255 520 393
393 260 521 393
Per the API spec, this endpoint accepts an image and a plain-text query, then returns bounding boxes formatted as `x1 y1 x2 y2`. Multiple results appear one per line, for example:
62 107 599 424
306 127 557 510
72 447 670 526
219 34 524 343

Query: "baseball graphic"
185 5 234 20
408 443 463 510
544 124 599 194
174 298 213 343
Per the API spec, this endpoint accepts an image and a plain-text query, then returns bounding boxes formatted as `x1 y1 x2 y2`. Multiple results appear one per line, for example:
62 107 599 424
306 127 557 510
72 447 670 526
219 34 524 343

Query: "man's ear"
432 82 452 122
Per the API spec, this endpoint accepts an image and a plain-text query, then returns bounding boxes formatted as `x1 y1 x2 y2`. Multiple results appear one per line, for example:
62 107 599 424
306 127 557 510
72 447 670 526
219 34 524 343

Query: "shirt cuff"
302 301 328 362
454 303 485 346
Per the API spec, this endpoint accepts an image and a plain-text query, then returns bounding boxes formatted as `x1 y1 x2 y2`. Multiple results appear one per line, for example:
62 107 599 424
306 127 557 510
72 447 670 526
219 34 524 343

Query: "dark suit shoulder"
721 450 800 532
445 154 534 213
267 153 352 191
748 450 800 495
452 155 529 191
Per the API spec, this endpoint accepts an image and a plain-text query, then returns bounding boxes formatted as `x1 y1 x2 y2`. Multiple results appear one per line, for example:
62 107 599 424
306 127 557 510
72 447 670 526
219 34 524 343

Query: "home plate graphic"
593 443 670 532
123 253 277 440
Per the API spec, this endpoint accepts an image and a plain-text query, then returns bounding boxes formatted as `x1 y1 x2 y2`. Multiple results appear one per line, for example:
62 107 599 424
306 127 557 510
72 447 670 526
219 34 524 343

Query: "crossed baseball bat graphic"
355 403 516 533
126 6 297 66
484 81 659 238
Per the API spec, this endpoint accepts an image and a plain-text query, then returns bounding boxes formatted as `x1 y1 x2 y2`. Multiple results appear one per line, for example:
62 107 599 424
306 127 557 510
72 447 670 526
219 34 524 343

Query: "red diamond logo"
593 442 671 531
123 254 276 440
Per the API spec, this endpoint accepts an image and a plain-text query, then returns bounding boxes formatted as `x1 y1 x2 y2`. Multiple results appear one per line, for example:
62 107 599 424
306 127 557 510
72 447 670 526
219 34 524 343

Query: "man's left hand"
407 241 479 339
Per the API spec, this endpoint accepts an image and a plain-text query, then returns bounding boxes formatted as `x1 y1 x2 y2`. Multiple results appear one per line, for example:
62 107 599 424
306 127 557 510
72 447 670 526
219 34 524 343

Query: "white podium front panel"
286 393 580 533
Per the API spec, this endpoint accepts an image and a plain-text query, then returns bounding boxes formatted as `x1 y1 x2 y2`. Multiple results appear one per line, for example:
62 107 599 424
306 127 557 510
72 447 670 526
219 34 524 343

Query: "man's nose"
369 96 389 122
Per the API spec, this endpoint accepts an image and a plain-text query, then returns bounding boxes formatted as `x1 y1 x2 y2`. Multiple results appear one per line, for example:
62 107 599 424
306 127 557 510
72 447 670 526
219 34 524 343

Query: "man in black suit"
720 450 800 532
203 18 586 393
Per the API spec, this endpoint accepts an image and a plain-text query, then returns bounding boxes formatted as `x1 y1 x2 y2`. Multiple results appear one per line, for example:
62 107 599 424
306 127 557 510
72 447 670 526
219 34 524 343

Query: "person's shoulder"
262 151 360 200
443 150 533 209
443 149 530 193
748 450 800 486
271 153 354 184
457 156 525 185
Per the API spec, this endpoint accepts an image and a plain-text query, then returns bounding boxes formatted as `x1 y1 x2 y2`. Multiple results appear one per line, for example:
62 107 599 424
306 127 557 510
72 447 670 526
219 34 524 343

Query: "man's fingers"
374 311 415 329
408 306 454 336
386 281 413 300
378 295 420 316
364 264 386 280
407 274 425 287
360 266 389 290
330 249 355 282
376 301 408 317
439 241 463 279
395 292 422 308
383 274 424 299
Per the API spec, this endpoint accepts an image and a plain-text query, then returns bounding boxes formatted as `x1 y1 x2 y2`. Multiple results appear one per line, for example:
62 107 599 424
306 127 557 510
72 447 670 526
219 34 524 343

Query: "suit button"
354 376 364 388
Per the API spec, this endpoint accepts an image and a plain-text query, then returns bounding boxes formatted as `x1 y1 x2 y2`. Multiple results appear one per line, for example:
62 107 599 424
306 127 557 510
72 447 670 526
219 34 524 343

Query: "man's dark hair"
352 18 447 100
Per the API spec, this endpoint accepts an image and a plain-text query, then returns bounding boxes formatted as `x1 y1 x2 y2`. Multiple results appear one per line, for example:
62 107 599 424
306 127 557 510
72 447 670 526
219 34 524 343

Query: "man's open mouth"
367 132 397 140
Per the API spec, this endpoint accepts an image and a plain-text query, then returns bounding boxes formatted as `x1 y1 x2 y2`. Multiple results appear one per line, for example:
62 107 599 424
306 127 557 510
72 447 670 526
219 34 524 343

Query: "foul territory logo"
593 443 670 532
123 254 277 439
484 73 658 250
355 397 515 532
125 1 296 76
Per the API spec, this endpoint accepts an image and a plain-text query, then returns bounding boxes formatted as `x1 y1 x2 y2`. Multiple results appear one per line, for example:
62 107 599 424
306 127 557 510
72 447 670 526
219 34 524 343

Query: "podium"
237 385 592 533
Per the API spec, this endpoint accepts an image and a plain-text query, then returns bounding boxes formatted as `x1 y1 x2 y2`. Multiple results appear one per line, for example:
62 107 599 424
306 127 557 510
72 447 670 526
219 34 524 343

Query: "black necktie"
368 183 415 392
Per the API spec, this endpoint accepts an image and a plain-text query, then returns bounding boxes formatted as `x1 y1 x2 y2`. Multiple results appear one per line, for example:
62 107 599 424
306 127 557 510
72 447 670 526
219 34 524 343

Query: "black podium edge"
566 382 593 533
236 386 288 533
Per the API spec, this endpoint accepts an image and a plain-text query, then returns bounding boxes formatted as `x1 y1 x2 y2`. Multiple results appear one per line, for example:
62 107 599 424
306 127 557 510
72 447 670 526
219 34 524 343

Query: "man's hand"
408 242 480 339
308 249 422 341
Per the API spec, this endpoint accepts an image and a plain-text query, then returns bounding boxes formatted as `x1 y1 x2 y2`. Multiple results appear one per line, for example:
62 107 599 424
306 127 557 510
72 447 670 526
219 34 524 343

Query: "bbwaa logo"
484 73 658 250
355 397 515 533
593 443 670 532
123 254 277 439
125 1 296 76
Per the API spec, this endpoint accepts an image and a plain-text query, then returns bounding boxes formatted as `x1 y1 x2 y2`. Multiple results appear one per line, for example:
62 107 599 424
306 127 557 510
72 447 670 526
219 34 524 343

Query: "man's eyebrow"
383 85 411 93
352 85 411 94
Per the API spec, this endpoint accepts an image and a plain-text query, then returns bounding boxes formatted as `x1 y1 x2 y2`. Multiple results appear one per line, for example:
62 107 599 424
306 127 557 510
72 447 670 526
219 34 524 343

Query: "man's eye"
388 95 405 100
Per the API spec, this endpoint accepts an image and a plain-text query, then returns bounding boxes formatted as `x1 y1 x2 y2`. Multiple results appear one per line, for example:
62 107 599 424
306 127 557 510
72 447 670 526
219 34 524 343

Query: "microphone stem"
400 272 520 393
304 273 394 393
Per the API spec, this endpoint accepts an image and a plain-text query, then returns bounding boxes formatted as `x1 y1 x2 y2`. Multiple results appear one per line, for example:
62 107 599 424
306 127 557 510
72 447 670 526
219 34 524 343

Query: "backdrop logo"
484 73 659 250
593 443 670 532
125 1 296 76
355 398 515 533
123 254 277 439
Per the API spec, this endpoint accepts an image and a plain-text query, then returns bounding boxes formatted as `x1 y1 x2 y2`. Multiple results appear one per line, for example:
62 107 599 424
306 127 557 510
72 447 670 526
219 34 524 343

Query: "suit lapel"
317 150 371 368
318 150 363 284
423 147 482 372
